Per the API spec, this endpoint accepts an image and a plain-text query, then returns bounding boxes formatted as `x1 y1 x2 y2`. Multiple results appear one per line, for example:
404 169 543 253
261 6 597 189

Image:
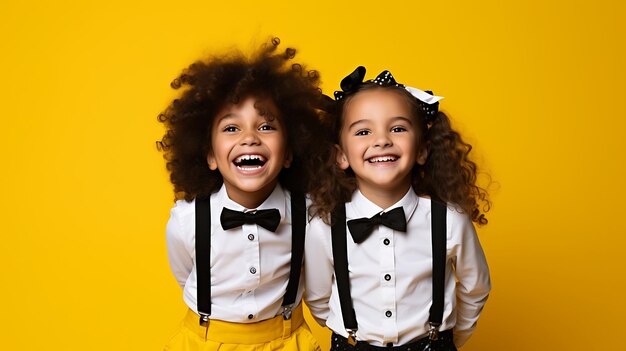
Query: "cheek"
338 131 351 151
270 136 289 159
342 144 362 163
210 138 230 162
209 132 221 152
338 127 366 164
343 144 355 157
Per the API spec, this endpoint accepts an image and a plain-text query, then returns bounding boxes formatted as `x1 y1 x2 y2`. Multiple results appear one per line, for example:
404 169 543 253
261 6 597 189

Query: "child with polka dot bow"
305 66 491 350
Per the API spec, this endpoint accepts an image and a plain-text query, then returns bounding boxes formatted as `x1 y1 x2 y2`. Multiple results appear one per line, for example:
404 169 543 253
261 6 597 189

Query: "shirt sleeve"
303 216 333 326
451 213 491 347
166 203 194 289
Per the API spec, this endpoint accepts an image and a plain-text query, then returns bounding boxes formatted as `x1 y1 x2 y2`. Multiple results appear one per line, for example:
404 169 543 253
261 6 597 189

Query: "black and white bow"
334 66 444 122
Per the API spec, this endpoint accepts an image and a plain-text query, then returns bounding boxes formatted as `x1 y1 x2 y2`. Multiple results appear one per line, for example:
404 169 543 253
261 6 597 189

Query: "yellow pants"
165 304 321 351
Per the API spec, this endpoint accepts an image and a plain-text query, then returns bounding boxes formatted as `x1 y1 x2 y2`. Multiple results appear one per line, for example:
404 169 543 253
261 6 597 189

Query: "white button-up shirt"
166 184 303 322
304 188 490 347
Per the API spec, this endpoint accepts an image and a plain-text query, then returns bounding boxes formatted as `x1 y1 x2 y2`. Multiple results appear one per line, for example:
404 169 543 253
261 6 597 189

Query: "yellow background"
2 1 625 350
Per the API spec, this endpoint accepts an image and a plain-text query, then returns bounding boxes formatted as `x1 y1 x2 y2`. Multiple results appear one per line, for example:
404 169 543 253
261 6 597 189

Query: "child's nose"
240 130 261 145
374 133 392 147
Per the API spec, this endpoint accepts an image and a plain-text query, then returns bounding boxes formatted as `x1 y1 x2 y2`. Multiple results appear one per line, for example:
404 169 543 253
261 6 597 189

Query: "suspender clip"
428 322 441 341
346 328 357 346
281 304 293 320
199 313 210 327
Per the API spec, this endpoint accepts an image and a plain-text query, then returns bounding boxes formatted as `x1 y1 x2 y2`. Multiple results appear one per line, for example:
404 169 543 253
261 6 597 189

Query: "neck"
357 182 411 209
223 181 278 209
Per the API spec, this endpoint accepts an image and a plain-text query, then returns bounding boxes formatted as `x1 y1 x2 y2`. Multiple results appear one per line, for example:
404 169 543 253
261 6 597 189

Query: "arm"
452 213 491 347
165 202 194 289
303 216 334 326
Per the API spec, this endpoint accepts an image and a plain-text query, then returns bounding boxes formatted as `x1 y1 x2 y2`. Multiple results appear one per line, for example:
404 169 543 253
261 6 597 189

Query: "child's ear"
283 150 293 168
207 151 218 171
416 146 428 166
335 144 350 170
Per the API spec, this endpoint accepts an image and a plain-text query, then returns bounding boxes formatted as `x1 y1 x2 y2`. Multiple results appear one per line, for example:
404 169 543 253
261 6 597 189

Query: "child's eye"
222 126 238 133
391 126 407 133
259 124 277 131
355 129 370 136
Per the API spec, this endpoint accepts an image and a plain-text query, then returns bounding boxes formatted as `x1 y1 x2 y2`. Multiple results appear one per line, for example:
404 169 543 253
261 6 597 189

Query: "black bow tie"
347 207 407 244
220 208 281 232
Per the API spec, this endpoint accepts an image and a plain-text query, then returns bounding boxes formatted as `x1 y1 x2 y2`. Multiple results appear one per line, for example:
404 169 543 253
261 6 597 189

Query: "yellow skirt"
164 304 320 351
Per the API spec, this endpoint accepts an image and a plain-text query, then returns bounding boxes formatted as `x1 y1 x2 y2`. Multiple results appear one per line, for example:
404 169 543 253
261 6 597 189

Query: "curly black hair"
310 84 491 225
157 38 331 202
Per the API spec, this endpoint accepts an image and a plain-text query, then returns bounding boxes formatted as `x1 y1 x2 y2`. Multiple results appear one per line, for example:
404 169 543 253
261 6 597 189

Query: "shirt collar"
347 187 419 222
215 183 287 220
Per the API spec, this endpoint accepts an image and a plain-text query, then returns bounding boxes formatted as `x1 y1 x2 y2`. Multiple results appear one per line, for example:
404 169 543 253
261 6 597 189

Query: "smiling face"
207 96 291 208
336 88 427 207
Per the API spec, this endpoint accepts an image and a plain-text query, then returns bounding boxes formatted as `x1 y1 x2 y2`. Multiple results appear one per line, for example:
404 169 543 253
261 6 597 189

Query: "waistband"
331 330 454 351
183 304 304 344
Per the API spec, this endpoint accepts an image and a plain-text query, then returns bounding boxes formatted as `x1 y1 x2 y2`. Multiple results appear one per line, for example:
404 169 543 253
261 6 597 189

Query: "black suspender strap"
195 197 212 326
194 192 306 325
331 204 358 343
428 199 447 340
280 192 306 319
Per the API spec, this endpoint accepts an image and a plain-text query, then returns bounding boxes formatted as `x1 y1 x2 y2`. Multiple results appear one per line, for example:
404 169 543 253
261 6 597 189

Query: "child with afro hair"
158 38 328 351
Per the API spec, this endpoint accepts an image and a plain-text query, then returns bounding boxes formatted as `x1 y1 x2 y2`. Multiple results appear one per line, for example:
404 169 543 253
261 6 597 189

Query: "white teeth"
368 156 397 163
235 154 266 163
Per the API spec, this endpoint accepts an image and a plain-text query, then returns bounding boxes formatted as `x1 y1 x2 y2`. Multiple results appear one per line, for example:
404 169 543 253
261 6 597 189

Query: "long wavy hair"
157 38 330 202
310 84 491 225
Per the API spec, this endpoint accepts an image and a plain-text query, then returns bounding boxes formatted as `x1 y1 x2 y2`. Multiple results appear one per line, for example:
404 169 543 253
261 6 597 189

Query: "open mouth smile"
367 155 398 163
233 154 267 170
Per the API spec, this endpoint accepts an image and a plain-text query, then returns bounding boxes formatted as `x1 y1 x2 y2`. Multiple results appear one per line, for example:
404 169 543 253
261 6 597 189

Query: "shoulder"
305 208 332 241
304 211 333 261
170 198 196 218
442 203 477 245
307 211 331 229
423 197 471 224
418 197 474 238
445 203 471 225
166 199 197 242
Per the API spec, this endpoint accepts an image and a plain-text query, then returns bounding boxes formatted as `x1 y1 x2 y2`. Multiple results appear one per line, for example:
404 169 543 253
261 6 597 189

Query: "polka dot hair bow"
333 66 366 101
334 66 444 122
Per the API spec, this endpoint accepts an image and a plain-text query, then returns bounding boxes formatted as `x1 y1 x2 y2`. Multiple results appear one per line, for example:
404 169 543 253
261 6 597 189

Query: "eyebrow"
347 116 413 130
347 119 368 130
390 116 414 125
216 113 236 124
215 112 279 126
